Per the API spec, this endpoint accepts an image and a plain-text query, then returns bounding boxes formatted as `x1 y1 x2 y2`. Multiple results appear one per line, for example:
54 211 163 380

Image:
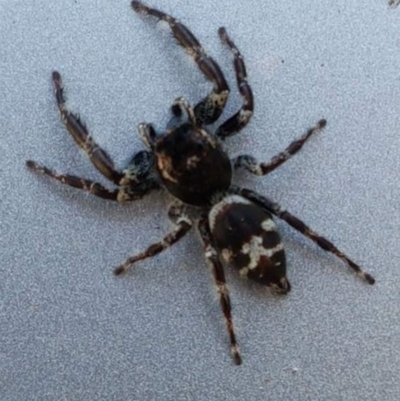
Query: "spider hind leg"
198 215 242 365
235 187 375 285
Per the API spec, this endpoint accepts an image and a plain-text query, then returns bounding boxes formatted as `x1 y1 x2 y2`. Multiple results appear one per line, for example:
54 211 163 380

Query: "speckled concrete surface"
1 1 400 400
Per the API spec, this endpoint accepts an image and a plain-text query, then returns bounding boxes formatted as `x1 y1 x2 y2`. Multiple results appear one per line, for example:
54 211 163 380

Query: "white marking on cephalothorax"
209 195 251 230
261 219 276 232
186 155 201 169
241 236 284 270
239 267 249 277
157 157 178 183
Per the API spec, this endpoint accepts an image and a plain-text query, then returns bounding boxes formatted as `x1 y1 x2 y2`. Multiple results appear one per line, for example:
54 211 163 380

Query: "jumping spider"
26 1 375 365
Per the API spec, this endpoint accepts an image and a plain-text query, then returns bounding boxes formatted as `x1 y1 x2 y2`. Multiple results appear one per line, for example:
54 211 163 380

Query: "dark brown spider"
26 1 375 365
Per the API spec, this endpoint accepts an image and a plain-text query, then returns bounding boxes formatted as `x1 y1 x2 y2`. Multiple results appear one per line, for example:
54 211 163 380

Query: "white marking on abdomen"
261 219 276 232
241 236 283 270
209 195 251 230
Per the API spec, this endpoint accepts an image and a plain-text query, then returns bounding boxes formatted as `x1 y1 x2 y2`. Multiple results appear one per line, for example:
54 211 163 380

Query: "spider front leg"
198 215 242 365
27 71 159 201
215 28 254 139
233 119 326 175
27 150 160 202
132 1 230 125
26 160 120 200
234 187 375 284
114 203 192 275
51 71 123 184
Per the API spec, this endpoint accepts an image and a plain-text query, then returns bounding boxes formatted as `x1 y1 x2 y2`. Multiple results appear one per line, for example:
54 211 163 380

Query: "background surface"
1 1 400 400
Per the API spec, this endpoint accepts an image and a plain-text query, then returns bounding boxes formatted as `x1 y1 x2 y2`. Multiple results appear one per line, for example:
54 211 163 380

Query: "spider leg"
215 27 254 139
233 119 326 175
26 157 159 202
198 215 242 365
233 186 375 285
26 160 119 200
131 1 229 125
114 203 192 275
29 72 158 197
51 71 123 185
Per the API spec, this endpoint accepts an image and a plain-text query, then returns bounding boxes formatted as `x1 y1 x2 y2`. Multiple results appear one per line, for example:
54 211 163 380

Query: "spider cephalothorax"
27 1 375 365
154 122 232 206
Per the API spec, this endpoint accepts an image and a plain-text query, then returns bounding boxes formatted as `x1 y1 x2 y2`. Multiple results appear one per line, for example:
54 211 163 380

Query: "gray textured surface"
1 1 400 400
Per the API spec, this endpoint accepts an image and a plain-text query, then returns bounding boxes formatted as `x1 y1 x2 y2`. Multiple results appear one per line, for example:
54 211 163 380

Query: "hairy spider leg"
25 160 119 200
27 72 161 201
114 204 192 275
233 119 327 175
26 159 159 202
215 27 254 139
131 1 230 125
51 71 124 185
234 187 375 284
198 215 242 365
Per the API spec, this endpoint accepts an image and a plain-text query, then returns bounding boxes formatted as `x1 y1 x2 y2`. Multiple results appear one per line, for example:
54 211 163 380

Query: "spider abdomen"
209 195 290 293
